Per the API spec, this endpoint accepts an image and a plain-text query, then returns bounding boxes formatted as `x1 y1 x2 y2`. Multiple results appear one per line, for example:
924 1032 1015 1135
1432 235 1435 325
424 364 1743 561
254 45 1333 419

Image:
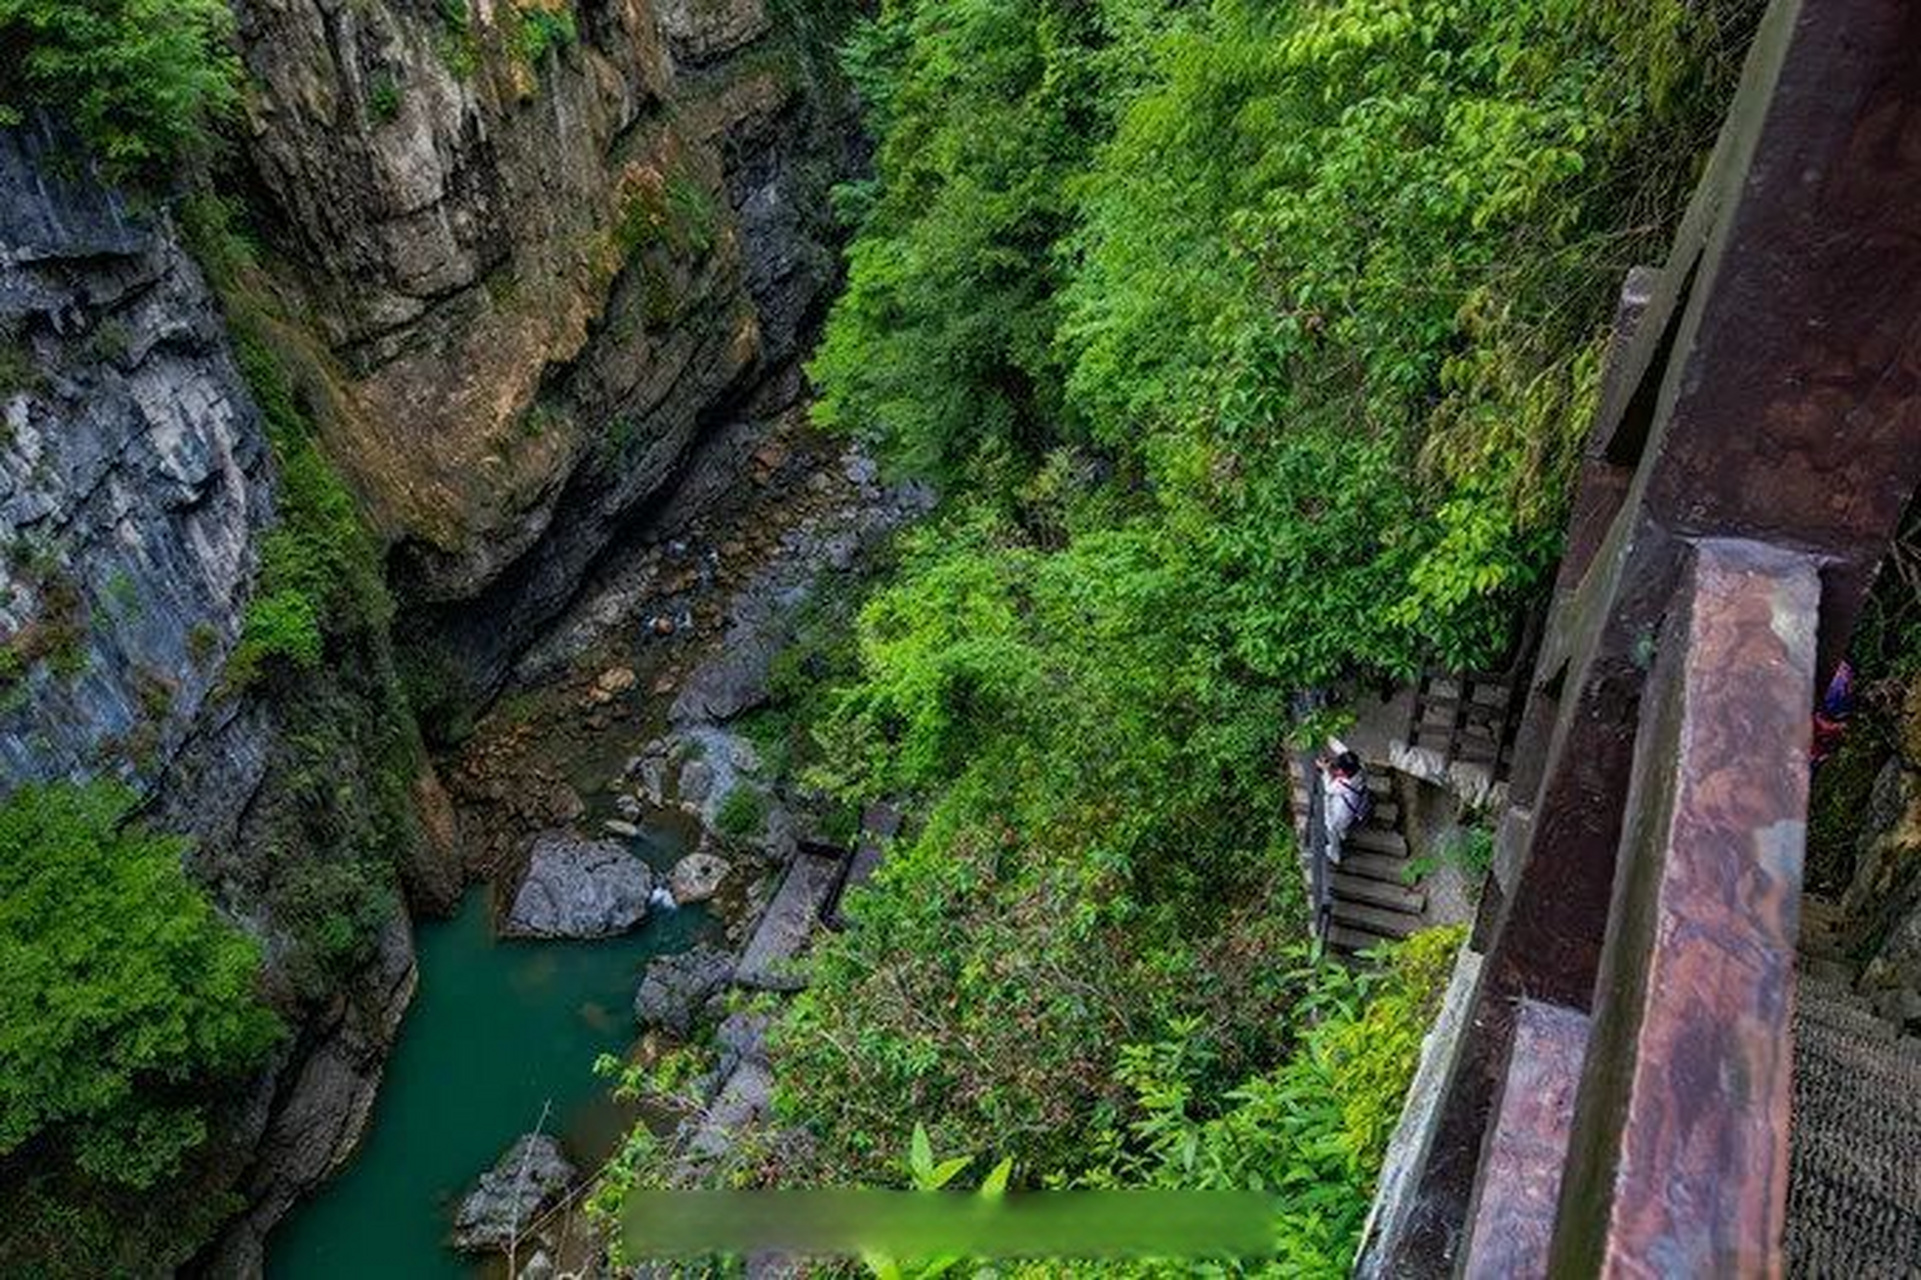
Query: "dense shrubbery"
181 192 425 995
0 782 279 1186
817 0 1755 676
0 0 239 170
809 0 1099 485
223 323 394 686
775 511 1302 1177
1054 927 1465 1274
752 0 1757 1264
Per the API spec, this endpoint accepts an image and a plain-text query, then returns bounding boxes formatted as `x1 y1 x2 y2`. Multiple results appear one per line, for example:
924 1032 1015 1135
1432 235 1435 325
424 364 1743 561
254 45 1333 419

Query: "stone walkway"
1787 967 1921 1276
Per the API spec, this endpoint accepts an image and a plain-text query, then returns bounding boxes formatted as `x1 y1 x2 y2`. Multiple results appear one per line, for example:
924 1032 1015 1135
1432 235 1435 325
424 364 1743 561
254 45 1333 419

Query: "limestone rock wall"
0 116 428 1276
232 0 856 712
0 120 275 842
0 0 856 1266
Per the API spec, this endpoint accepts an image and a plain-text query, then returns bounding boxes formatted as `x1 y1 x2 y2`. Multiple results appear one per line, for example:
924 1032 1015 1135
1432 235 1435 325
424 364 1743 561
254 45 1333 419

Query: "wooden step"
1346 827 1407 857
1331 898 1424 939
1412 694 1510 714
1336 851 1415 884
1332 872 1426 914
1328 923 1396 955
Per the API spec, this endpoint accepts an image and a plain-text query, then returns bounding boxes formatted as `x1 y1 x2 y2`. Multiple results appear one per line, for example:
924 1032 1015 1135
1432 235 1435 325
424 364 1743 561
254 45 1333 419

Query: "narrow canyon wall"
232 0 857 722
0 121 274 839
0 113 433 1278
0 0 857 1271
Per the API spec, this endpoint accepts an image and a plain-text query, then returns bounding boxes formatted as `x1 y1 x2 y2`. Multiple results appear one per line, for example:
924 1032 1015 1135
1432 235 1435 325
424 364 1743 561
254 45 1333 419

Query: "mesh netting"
1788 979 1921 1278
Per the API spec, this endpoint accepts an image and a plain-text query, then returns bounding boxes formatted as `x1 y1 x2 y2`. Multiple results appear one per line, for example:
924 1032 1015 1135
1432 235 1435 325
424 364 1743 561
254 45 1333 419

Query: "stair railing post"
1301 748 1331 945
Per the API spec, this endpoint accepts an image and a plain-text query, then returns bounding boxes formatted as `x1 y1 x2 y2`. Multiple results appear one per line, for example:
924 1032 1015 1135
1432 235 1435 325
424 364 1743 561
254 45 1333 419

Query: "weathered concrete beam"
1460 999 1591 1280
1385 0 1921 1267
1550 540 1817 1278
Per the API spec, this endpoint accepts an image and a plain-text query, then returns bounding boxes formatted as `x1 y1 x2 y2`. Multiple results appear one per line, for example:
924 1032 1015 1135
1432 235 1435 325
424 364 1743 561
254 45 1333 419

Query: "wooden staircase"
1404 671 1523 781
1290 763 1427 955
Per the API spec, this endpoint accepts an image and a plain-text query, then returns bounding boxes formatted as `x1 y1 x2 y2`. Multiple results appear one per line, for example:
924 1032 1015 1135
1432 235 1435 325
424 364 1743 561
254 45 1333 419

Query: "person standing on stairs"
1317 748 1371 866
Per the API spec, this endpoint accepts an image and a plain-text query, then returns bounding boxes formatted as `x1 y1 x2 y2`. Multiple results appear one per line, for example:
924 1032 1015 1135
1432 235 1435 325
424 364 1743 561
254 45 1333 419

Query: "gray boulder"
683 1060 776 1162
670 851 732 904
451 1133 576 1252
716 1010 771 1079
678 758 717 805
637 756 670 807
502 832 652 938
635 945 737 1036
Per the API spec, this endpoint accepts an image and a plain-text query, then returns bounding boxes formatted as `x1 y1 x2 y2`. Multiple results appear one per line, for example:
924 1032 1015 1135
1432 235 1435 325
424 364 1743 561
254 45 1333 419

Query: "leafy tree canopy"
0 782 280 1188
766 0 1760 1266
0 0 240 170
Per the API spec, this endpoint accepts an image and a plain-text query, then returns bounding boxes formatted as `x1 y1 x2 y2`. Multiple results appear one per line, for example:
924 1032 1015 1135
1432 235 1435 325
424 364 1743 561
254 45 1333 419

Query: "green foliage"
518 399 566 440
665 173 720 256
0 782 281 1185
715 785 769 841
186 621 221 664
433 0 481 78
605 414 642 459
1060 0 1748 675
862 1125 1015 1280
1406 822 1496 893
1806 726 1887 898
0 0 240 171
86 317 132 367
615 168 721 264
271 858 401 1001
0 326 43 398
367 71 403 124
0 546 90 687
221 314 391 687
769 0 1753 1233
808 0 1105 486
1070 928 1463 1276
817 0 1754 673
510 2 579 68
0 1177 242 1280
776 507 1307 1178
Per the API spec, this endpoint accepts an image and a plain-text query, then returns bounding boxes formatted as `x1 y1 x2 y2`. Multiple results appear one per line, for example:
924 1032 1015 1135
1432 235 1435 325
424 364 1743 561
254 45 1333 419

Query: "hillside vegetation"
747 0 1760 1268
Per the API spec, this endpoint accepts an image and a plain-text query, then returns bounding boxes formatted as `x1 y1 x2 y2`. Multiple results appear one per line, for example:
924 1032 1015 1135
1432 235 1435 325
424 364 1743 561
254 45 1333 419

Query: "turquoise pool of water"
267 852 713 1280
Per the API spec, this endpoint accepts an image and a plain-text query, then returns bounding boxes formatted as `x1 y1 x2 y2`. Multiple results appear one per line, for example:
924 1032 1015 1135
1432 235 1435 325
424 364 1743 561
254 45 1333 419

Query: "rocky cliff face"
230 0 856 721
0 115 430 1277
0 0 856 1270
0 120 274 842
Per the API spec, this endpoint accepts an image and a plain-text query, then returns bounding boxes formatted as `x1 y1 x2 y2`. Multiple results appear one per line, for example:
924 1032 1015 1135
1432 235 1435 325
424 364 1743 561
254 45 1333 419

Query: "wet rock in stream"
501 832 654 939
671 851 732 904
734 849 843 990
716 1011 772 1079
635 945 738 1037
451 1133 577 1253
